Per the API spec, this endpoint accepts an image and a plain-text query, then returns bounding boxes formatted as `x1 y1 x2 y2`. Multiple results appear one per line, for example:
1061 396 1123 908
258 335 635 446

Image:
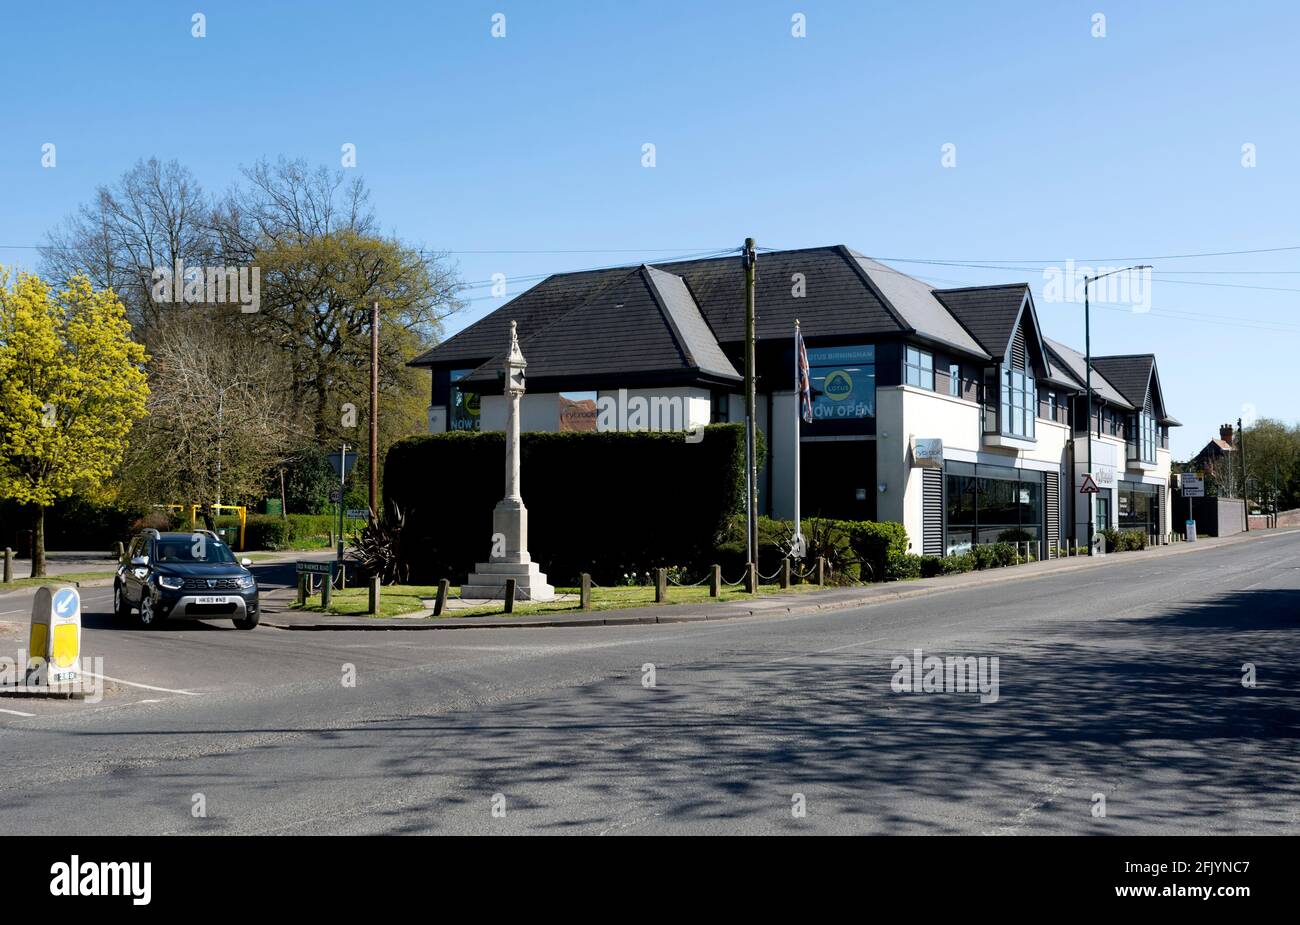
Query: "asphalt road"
0 532 1296 835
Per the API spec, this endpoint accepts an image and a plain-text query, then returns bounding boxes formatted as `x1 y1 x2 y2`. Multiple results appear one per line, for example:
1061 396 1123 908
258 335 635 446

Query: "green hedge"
241 513 338 550
384 425 757 584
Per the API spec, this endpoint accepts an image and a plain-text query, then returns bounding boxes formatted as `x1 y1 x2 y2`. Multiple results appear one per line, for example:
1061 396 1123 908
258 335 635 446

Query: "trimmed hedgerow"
384 424 758 584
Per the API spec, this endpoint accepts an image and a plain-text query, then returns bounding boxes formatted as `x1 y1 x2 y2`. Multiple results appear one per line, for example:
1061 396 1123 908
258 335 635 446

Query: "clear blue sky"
3 0 1297 459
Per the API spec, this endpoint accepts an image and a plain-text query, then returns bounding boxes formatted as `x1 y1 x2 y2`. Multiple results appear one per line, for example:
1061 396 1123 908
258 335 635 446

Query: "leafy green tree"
0 270 148 576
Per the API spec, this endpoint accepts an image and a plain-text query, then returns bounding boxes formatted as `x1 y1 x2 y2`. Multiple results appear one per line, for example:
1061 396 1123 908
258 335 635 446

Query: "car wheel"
113 583 131 619
138 593 160 629
233 612 259 630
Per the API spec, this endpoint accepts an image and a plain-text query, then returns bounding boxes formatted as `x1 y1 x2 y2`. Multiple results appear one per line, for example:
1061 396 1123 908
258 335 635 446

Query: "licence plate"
195 596 231 605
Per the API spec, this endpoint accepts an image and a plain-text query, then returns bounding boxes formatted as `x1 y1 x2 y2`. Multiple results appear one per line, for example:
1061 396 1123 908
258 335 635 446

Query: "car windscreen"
154 539 237 564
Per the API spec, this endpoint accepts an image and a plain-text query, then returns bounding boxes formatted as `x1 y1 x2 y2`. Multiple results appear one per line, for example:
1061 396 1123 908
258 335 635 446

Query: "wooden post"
780 559 791 589
580 573 591 610
338 561 346 591
434 579 449 616
503 578 517 613
654 567 667 602
368 575 380 615
816 556 826 586
321 564 333 609
709 564 720 598
296 573 307 606
745 561 757 594
2 547 11 584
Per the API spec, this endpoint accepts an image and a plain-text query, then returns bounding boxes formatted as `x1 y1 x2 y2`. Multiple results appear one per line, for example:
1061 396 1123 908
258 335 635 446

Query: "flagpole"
793 320 803 558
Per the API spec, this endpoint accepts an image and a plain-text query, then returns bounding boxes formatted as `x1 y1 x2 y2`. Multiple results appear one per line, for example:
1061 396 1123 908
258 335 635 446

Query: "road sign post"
28 586 81 691
297 560 335 609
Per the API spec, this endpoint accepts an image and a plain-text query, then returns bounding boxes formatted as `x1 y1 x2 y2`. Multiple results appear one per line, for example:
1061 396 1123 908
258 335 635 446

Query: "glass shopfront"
944 461 1044 555
1118 480 1159 534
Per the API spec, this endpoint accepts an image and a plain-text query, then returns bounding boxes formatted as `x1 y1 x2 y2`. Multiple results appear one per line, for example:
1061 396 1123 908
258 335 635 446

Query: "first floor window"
905 345 934 390
948 363 961 397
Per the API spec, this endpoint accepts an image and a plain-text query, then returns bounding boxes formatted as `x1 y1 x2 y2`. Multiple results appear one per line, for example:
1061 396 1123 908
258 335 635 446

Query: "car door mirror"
240 558 252 567
130 556 148 567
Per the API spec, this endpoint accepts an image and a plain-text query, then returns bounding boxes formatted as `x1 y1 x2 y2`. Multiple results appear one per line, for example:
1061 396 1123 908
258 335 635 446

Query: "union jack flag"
796 327 812 424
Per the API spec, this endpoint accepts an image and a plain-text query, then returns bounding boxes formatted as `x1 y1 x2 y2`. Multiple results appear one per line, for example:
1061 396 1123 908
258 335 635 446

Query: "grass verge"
0 570 115 592
292 580 825 620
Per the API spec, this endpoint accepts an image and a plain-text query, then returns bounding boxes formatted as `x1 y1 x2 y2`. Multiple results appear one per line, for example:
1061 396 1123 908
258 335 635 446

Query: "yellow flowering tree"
0 269 148 576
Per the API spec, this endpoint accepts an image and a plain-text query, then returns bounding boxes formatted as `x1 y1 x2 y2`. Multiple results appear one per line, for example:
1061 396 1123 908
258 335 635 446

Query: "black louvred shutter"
1045 470 1060 557
1010 320 1027 370
922 468 944 556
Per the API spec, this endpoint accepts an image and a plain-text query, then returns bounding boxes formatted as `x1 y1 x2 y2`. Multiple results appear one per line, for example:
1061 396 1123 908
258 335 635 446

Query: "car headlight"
237 574 256 590
158 576 184 590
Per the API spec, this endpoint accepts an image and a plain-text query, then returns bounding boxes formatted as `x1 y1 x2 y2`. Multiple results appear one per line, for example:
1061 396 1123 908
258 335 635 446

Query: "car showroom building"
411 245 1178 557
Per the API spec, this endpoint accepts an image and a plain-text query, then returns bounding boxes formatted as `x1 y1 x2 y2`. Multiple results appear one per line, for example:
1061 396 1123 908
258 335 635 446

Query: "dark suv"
115 529 260 629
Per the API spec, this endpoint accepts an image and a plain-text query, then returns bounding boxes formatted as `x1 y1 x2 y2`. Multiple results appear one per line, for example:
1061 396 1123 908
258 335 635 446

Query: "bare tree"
41 158 218 333
117 312 303 516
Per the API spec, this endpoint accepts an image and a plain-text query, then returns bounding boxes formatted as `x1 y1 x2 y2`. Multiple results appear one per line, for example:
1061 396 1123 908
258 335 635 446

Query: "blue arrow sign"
53 588 79 618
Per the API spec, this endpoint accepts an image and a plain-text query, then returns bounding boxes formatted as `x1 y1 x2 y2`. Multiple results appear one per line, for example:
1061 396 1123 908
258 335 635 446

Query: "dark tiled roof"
932 283 1030 359
846 250 988 357
461 266 739 387
1043 339 1133 409
410 266 627 366
413 246 918 369
1090 355 1154 409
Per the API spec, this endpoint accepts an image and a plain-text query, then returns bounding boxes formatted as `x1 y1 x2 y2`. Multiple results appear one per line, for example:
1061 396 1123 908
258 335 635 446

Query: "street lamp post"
1083 265 1152 555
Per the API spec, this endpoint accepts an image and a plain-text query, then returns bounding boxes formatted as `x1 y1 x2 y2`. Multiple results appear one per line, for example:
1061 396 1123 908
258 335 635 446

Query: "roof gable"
461 266 739 388
1043 339 1133 409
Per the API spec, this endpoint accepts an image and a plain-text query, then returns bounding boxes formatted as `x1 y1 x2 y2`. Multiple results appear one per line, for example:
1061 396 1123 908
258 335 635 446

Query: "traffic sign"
329 488 342 503
1179 473 1205 497
1080 473 1100 494
28 585 80 686
346 508 369 520
326 450 358 480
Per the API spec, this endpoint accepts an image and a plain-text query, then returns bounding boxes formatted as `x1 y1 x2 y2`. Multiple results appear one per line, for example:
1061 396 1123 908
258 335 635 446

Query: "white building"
412 246 1179 557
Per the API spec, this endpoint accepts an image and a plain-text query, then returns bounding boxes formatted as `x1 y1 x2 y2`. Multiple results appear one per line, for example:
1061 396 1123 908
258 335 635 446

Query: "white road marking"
0 707 35 717
80 671 200 696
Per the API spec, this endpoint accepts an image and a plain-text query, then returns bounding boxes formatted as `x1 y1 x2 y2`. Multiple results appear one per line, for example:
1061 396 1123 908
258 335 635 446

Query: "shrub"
1099 528 1120 553
991 542 1017 567
997 527 1033 543
887 551 923 580
919 555 944 578
842 520 909 582
800 518 859 582
941 552 976 574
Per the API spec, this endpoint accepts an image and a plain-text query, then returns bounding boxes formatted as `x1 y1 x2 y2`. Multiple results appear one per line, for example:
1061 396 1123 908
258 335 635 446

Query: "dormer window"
1128 412 1158 464
1000 366 1037 439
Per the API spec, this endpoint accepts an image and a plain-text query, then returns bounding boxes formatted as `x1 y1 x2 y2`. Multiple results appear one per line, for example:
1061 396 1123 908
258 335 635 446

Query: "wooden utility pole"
1238 416 1249 531
370 301 380 517
742 238 759 565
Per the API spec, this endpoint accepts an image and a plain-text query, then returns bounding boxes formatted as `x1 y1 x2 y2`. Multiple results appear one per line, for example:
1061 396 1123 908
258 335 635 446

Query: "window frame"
904 345 935 391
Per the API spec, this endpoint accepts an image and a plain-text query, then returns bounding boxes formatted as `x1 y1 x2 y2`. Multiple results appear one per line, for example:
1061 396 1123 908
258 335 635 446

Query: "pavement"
0 527 1296 834
258 528 1298 630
